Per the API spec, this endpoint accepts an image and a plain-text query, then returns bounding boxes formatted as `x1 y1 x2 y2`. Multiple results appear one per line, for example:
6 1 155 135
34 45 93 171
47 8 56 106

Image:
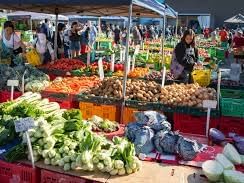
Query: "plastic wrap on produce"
134 111 171 131
125 122 154 155
176 136 202 161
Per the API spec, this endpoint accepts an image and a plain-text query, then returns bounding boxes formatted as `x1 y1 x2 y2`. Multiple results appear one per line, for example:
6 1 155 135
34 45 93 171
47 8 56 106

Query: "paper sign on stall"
98 58 104 80
14 117 35 168
203 100 217 137
127 56 131 74
7 80 19 101
110 54 115 72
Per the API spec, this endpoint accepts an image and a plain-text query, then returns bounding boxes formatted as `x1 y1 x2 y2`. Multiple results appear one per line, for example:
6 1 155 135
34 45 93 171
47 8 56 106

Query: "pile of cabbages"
125 111 202 161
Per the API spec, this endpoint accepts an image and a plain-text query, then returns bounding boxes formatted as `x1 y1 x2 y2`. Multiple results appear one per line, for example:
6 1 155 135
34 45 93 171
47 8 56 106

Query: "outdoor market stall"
0 1 244 183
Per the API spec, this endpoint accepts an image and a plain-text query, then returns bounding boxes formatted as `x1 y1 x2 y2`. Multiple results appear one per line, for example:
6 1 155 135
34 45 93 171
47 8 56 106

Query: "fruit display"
198 48 210 59
128 67 149 78
43 76 100 95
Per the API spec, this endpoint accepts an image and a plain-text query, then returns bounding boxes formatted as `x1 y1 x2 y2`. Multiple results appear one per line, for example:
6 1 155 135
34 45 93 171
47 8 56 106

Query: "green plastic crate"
220 89 244 118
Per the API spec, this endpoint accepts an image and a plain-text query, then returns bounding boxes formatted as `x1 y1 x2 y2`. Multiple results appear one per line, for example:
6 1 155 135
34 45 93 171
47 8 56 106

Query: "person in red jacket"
232 29 244 62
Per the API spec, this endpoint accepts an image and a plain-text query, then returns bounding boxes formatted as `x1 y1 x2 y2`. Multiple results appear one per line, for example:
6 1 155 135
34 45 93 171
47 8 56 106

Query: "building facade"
166 0 244 28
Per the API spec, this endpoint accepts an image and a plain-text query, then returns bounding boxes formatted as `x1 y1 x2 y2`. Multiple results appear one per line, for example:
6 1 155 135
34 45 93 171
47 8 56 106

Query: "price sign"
98 58 104 80
203 100 217 109
110 54 115 72
7 80 19 87
7 80 19 101
203 100 217 137
14 117 35 132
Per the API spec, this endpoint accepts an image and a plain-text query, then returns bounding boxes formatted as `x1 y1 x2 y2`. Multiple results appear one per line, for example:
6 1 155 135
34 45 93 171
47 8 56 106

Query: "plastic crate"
219 116 244 136
122 107 139 124
0 160 40 183
79 102 120 122
192 69 211 87
173 113 220 135
0 90 22 103
220 89 244 118
41 169 89 183
48 97 79 109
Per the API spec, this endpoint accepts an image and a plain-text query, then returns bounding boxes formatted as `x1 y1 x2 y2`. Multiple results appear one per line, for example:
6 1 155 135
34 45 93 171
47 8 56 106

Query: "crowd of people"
0 18 244 83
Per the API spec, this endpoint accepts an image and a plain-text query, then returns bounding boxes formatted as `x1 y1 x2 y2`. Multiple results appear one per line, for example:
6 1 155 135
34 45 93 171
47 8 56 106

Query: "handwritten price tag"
203 100 217 109
14 117 35 132
7 80 19 87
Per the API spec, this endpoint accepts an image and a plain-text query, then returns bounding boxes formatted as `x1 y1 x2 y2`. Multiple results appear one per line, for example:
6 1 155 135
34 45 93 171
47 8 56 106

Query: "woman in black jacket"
170 29 199 83
52 23 65 59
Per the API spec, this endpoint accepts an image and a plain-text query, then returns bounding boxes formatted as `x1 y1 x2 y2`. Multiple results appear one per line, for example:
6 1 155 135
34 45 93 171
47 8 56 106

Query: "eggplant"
235 141 244 155
233 135 244 143
209 128 225 144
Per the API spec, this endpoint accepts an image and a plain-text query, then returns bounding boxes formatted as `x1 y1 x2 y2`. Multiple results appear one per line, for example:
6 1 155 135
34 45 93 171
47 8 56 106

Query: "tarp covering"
165 4 177 18
0 0 165 17
68 15 127 21
7 11 68 21
224 14 244 24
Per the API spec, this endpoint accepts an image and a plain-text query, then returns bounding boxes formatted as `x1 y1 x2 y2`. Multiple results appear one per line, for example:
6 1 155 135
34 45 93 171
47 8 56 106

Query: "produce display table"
108 162 206 183
34 161 110 183
31 161 207 183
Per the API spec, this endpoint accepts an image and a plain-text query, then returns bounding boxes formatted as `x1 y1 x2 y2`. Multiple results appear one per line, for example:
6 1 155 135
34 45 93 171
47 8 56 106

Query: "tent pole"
121 3 132 123
54 11 58 59
162 13 166 70
175 14 178 37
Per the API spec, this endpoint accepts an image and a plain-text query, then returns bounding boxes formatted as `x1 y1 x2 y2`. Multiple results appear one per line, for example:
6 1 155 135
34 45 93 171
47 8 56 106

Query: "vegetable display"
160 83 217 107
87 115 119 133
0 93 141 176
202 143 244 182
202 160 224 182
39 58 86 71
125 111 202 161
0 64 50 92
144 71 175 81
44 76 100 94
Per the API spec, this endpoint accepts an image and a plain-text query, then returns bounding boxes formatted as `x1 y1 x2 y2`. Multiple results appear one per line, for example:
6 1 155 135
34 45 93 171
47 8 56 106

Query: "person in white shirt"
33 27 55 64
1 21 26 56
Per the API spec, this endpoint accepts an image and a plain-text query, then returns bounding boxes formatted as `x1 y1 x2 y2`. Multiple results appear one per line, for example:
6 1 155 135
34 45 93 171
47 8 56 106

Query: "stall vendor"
0 21 26 65
170 29 199 83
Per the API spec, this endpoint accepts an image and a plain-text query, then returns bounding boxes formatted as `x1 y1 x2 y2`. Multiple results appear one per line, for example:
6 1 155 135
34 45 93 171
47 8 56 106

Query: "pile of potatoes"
86 78 217 108
125 79 161 102
160 83 217 108
86 77 123 99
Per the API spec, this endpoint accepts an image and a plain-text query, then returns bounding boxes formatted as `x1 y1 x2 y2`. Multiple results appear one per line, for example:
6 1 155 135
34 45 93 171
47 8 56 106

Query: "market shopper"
33 27 55 64
114 25 121 44
219 27 229 48
80 27 91 54
121 28 127 47
170 29 199 83
41 19 52 41
52 23 65 59
231 29 244 62
132 26 142 46
69 22 81 58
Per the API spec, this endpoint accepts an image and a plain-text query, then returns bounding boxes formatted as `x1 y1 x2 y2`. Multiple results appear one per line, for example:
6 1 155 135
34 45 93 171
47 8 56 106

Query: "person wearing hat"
232 29 244 62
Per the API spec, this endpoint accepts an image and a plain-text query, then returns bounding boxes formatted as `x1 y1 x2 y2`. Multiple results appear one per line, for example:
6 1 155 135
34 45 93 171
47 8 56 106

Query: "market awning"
7 11 68 21
67 15 128 21
224 14 244 24
0 0 166 17
165 3 177 18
